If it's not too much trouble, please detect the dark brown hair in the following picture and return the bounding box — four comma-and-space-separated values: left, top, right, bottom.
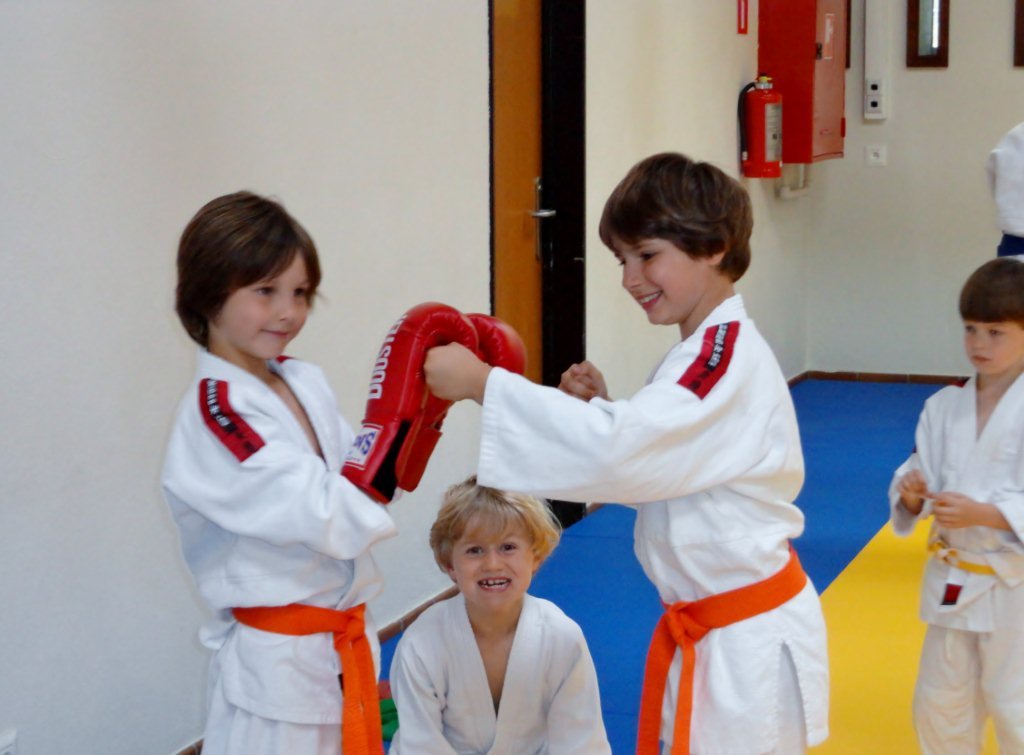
175, 191, 321, 347
959, 258, 1024, 326
599, 152, 753, 281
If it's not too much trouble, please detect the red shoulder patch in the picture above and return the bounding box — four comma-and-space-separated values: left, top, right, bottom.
677, 321, 740, 399
197, 379, 266, 462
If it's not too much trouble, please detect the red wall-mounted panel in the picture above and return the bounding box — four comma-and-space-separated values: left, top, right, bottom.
758, 0, 846, 163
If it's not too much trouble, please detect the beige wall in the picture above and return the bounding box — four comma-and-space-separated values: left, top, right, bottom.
585, 0, 812, 398
1, 1, 1022, 753
0, 3, 487, 753
585, 0, 1023, 398
808, 0, 1023, 376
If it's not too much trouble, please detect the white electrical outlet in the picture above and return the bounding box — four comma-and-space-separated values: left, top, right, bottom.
0, 728, 17, 755
865, 145, 888, 166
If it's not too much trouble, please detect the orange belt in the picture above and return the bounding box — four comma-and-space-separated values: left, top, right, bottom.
636, 547, 807, 755
232, 602, 383, 755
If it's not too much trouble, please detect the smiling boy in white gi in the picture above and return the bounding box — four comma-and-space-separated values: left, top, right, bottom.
423, 153, 829, 755
162, 192, 396, 754
388, 477, 611, 754
891, 257, 1024, 754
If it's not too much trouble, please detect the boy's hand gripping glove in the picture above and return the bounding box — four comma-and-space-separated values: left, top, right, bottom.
343, 303, 479, 503
465, 313, 528, 375
391, 313, 526, 495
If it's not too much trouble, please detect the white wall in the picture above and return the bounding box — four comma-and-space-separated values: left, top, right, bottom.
808, 0, 1024, 375
0, 3, 487, 754
586, 0, 813, 397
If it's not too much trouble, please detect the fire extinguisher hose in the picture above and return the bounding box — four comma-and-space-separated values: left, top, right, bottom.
737, 81, 756, 158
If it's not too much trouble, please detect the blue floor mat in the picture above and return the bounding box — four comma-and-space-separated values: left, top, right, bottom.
530, 507, 660, 724
791, 380, 941, 590
380, 378, 946, 751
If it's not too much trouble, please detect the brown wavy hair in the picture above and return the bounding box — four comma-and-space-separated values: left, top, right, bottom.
175, 191, 321, 347
599, 152, 752, 281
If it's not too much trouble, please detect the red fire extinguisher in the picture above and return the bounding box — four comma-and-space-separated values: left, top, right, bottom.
739, 74, 783, 178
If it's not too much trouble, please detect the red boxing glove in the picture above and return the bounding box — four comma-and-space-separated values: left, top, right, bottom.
391, 313, 529, 495
343, 303, 479, 503
466, 313, 527, 375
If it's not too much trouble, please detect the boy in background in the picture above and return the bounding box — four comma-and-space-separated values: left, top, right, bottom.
891, 257, 1024, 754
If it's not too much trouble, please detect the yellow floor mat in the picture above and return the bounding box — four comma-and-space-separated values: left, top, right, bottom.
814, 523, 997, 754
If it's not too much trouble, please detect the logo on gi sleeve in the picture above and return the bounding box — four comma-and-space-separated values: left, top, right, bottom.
677, 321, 740, 399
198, 378, 266, 462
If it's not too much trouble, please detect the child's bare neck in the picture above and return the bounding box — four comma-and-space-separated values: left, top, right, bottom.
264, 368, 325, 458
466, 598, 523, 639
678, 283, 735, 340
977, 363, 1024, 398
209, 344, 273, 384
466, 599, 523, 713
975, 364, 1023, 436
252, 364, 276, 385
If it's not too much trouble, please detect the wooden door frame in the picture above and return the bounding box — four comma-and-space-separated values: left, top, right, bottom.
488, 2, 587, 527
487, 1, 586, 388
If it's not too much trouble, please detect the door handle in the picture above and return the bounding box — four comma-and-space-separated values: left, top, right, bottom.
532, 177, 556, 262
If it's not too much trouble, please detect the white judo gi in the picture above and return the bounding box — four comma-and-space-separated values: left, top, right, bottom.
161, 350, 397, 754
475, 295, 829, 755
388, 592, 611, 754
889, 374, 1024, 754
988, 122, 1024, 238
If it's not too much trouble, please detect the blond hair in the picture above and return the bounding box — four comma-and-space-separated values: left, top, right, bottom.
430, 477, 561, 571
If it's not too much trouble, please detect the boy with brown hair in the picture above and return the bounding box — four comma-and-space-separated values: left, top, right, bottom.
163, 191, 396, 754
423, 153, 829, 754
891, 257, 1024, 754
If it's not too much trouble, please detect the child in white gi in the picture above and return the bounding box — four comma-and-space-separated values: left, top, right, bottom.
423, 153, 829, 755
162, 191, 396, 755
890, 257, 1024, 754
388, 477, 611, 754
987, 121, 1024, 258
